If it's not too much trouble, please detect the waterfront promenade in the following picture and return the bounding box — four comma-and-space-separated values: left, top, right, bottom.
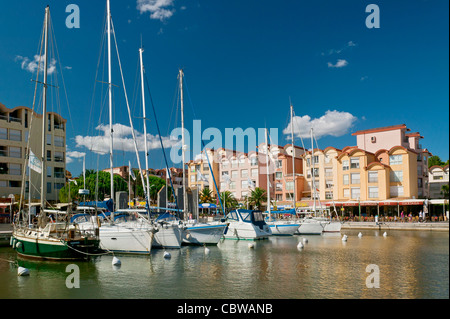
341, 221, 449, 231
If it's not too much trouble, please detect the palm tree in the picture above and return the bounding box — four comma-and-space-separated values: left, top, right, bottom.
220, 191, 238, 210
200, 187, 214, 203
248, 187, 268, 210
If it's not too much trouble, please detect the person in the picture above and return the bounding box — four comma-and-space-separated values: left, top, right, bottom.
419, 210, 423, 223
401, 211, 404, 223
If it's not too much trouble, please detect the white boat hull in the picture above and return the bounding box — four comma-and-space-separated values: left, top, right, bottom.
98, 226, 155, 254
267, 222, 301, 236
296, 221, 323, 235
223, 222, 271, 240
183, 223, 227, 245
322, 221, 342, 233
153, 223, 183, 249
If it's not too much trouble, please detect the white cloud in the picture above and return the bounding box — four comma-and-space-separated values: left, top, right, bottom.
322, 41, 357, 56
283, 110, 357, 139
328, 59, 348, 68
74, 123, 179, 154
15, 55, 57, 74
137, 0, 175, 21
66, 151, 86, 164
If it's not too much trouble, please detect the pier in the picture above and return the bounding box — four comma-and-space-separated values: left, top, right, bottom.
0, 224, 12, 247
341, 221, 449, 232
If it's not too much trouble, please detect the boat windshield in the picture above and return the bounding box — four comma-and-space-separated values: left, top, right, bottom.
226, 211, 239, 221
253, 211, 265, 222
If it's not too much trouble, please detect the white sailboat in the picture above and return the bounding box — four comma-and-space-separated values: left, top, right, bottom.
176, 70, 227, 245
266, 103, 301, 236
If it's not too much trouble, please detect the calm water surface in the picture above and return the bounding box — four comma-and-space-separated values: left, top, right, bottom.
1, 230, 448, 299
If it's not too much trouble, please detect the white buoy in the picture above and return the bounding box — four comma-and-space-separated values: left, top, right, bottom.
248, 243, 255, 249
17, 267, 30, 277
112, 256, 121, 266
297, 241, 304, 250
164, 251, 171, 259
383, 232, 387, 237
342, 234, 348, 242
303, 237, 308, 244
204, 247, 210, 254
358, 232, 363, 238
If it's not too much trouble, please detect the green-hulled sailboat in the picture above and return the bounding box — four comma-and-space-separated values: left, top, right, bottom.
11, 5, 100, 261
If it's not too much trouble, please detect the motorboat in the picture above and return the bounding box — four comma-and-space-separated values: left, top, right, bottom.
182, 219, 228, 245
223, 209, 272, 240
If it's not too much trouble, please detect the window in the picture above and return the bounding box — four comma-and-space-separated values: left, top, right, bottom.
230, 181, 236, 190
241, 180, 248, 189
351, 187, 360, 199
47, 182, 52, 194
0, 128, 7, 140
46, 134, 52, 145
241, 169, 248, 178
190, 175, 196, 183
47, 150, 52, 162
239, 157, 246, 167
9, 147, 21, 158
9, 129, 21, 141
47, 166, 52, 178
54, 151, 64, 163
276, 183, 283, 191
312, 168, 319, 177
222, 161, 229, 169
368, 171, 378, 183
275, 172, 282, 179
417, 165, 423, 176
250, 156, 258, 166
276, 194, 283, 201
343, 188, 350, 198
9, 164, 21, 175
325, 181, 333, 189
351, 173, 360, 184
324, 155, 331, 164
390, 186, 404, 197
325, 191, 333, 199
313, 155, 319, 164
368, 187, 378, 198
343, 174, 349, 185
203, 164, 209, 171
389, 155, 402, 165
390, 171, 403, 182
0, 180, 7, 187
286, 181, 294, 191
241, 191, 248, 198
231, 158, 238, 168
342, 160, 349, 171
325, 168, 333, 177
54, 183, 64, 191
418, 178, 423, 188
306, 158, 310, 167
231, 170, 238, 178
350, 157, 360, 169
251, 168, 258, 178
276, 160, 282, 169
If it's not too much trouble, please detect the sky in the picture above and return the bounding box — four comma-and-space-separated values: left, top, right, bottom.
0, 0, 448, 177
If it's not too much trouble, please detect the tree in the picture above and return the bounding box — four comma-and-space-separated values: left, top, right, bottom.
219, 191, 238, 210
428, 155, 449, 168
441, 184, 449, 199
59, 171, 128, 203
248, 187, 268, 210
200, 187, 214, 204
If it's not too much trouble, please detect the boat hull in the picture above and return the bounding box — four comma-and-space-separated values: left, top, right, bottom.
296, 222, 323, 235
322, 222, 342, 233
98, 226, 155, 254
11, 232, 100, 261
183, 224, 227, 245
153, 224, 183, 249
268, 222, 301, 236
223, 222, 271, 240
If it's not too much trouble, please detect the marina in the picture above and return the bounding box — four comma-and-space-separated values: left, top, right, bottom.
1, 229, 448, 299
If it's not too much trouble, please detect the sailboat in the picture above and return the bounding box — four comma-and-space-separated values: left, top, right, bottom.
265, 104, 300, 236
11, 6, 101, 260
74, 0, 160, 254
175, 70, 227, 245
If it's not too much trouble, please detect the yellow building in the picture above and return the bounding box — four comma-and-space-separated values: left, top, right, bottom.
0, 103, 67, 202
186, 149, 220, 198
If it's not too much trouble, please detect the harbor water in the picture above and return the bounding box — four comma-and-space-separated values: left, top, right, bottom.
0, 229, 448, 299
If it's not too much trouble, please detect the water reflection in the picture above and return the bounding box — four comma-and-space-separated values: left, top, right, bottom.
0, 230, 448, 299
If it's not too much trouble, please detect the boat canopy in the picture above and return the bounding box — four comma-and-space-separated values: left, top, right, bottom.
78, 199, 114, 212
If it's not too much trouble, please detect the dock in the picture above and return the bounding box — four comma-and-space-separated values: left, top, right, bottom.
341, 221, 449, 232
0, 224, 12, 247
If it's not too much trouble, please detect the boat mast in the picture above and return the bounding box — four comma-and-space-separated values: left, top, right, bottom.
290, 103, 296, 211
107, 0, 114, 208
139, 47, 151, 201
265, 128, 271, 215
179, 69, 188, 220
39, 5, 50, 220
311, 127, 316, 215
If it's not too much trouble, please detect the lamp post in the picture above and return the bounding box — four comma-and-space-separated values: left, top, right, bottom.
358, 196, 361, 221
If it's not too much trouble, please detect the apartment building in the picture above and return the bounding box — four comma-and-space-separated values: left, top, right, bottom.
186, 149, 220, 197
0, 102, 66, 202
352, 124, 430, 198
428, 165, 449, 199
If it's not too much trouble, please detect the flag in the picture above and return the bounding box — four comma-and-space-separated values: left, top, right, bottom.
197, 171, 209, 183
247, 178, 255, 190
222, 173, 231, 185
129, 161, 136, 181
28, 150, 42, 174
69, 179, 78, 186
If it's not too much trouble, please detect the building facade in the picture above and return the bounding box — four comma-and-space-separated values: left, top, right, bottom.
0, 103, 66, 202
428, 165, 449, 199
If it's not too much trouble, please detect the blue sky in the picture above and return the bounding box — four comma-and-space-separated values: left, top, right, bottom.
0, 0, 448, 177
